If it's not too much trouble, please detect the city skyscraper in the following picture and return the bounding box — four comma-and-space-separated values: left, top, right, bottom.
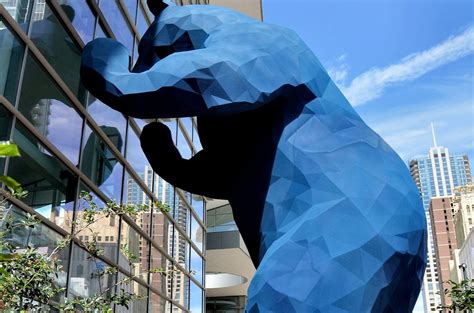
409, 126, 472, 312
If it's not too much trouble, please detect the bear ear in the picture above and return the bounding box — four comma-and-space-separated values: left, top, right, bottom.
147, 0, 168, 16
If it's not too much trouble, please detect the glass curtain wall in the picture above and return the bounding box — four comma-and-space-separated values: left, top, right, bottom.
0, 0, 206, 312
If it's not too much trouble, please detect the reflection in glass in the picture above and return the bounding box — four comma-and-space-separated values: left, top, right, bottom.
150, 246, 172, 299
0, 0, 31, 30
57, 0, 96, 44
116, 273, 148, 313
69, 244, 116, 302
99, 0, 134, 52
0, 104, 13, 174
0, 204, 70, 306
126, 125, 152, 180
190, 281, 203, 313
190, 215, 203, 252
173, 273, 190, 311
173, 228, 189, 270
191, 195, 205, 222
81, 124, 124, 201
30, 1, 87, 104
119, 219, 149, 282
190, 247, 203, 285
86, 98, 127, 154
149, 293, 171, 313
76, 184, 119, 261
8, 123, 77, 232
18, 53, 83, 164
0, 21, 24, 104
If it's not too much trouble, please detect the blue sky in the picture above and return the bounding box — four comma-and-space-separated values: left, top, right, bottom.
263, 0, 473, 166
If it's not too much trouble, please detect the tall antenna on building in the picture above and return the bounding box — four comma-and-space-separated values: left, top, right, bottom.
431, 122, 438, 147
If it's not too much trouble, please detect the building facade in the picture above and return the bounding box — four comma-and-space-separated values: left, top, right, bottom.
409, 145, 472, 312
0, 0, 207, 311
452, 185, 474, 247
428, 197, 458, 309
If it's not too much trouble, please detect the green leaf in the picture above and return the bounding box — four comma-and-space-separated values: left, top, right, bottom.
0, 142, 20, 157
0, 253, 19, 261
0, 175, 22, 192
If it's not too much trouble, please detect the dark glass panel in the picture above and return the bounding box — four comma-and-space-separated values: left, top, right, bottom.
57, 0, 96, 44
0, 20, 25, 104
30, 2, 87, 104
81, 124, 124, 201
8, 122, 78, 232
1, 0, 32, 29
0, 104, 13, 174
18, 53, 83, 165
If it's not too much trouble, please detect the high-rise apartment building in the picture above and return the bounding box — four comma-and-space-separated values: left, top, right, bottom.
0, 0, 207, 311
409, 133, 472, 312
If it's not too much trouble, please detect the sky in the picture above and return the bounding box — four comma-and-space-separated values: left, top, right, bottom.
263, 1, 473, 312
263, 0, 473, 166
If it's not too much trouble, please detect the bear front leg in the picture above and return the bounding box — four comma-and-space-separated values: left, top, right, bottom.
141, 122, 231, 199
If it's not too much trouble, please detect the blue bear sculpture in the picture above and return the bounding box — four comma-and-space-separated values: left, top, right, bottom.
81, 2, 427, 312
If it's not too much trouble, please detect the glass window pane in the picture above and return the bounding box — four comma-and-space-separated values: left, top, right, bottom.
149, 293, 171, 313
172, 272, 190, 310
69, 243, 116, 301
30, 2, 87, 104
190, 282, 203, 313
8, 122, 77, 232
177, 124, 192, 160
75, 184, 119, 261
119, 219, 149, 282
94, 18, 107, 38
191, 195, 204, 221
86, 98, 127, 154
0, 0, 31, 28
57, 0, 96, 44
190, 247, 203, 285
173, 228, 189, 270
126, 125, 153, 184
150, 204, 173, 256
18, 52, 83, 164
0, 103, 13, 174
150, 246, 172, 298
0, 21, 25, 104
99, 0, 134, 52
190, 215, 203, 252
81, 124, 124, 201
192, 118, 202, 152
0, 203, 70, 306
116, 274, 148, 313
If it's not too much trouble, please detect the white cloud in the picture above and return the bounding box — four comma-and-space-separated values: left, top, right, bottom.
336, 25, 474, 106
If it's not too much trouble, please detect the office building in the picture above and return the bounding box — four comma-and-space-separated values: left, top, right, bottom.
428, 197, 458, 309
452, 185, 474, 247
0, 0, 206, 311
409, 130, 472, 312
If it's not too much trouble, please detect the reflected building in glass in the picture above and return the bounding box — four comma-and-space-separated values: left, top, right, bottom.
0, 0, 207, 311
